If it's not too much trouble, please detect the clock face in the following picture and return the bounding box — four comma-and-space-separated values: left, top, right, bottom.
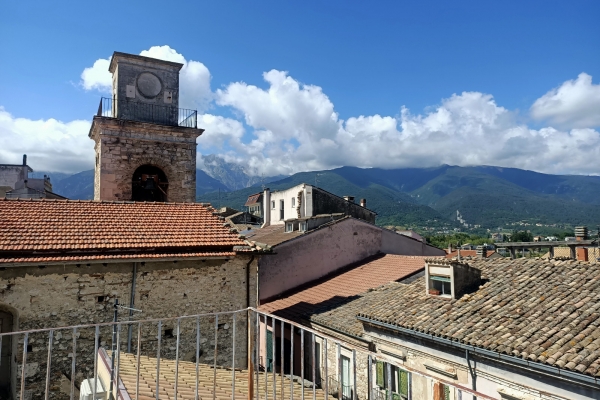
136, 72, 162, 98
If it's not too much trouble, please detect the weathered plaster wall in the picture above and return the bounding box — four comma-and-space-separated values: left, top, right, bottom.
0, 166, 28, 189
380, 228, 444, 256
259, 219, 445, 302
89, 117, 200, 202
0, 255, 257, 400
259, 219, 382, 302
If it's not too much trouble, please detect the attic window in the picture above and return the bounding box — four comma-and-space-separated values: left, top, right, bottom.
429, 276, 451, 296
299, 221, 307, 232
285, 222, 294, 233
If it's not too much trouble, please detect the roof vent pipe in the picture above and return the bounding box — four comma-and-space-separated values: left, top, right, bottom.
360, 198, 366, 207
23, 154, 27, 166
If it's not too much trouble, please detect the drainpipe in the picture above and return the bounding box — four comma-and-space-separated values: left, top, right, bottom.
466, 349, 477, 400
261, 188, 271, 228
127, 262, 137, 352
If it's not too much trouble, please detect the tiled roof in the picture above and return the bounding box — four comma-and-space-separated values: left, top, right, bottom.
0, 199, 246, 264
260, 254, 434, 323
244, 193, 262, 206
115, 352, 327, 400
244, 224, 304, 247
445, 250, 496, 258
318, 257, 600, 377
539, 247, 600, 260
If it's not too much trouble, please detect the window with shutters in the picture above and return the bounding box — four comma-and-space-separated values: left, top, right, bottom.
375, 361, 410, 399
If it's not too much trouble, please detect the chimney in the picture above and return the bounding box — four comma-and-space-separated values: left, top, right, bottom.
476, 245, 487, 259
577, 247, 589, 261
343, 196, 355, 203
23, 154, 27, 166
448, 243, 453, 254
261, 188, 271, 228
360, 198, 366, 208
575, 226, 588, 241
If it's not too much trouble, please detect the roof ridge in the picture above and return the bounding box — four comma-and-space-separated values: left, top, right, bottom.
0, 197, 213, 207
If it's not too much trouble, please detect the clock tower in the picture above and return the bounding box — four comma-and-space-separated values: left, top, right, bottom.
89, 51, 203, 202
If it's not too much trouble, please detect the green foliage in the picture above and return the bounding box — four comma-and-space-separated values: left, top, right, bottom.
425, 233, 490, 248
511, 230, 533, 242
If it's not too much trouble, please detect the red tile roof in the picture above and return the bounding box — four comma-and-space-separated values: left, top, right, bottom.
0, 199, 247, 264
259, 254, 438, 322
244, 193, 262, 206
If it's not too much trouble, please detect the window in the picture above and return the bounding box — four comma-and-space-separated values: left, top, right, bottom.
430, 276, 451, 296
271, 201, 275, 210
280, 200, 285, 220
342, 355, 351, 400
285, 223, 294, 233
433, 382, 451, 400
376, 361, 409, 399
299, 221, 307, 232
291, 197, 296, 207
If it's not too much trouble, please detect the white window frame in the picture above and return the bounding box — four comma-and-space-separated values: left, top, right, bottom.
271, 201, 275, 210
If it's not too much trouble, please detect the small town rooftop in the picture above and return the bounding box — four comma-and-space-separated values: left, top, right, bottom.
0, 198, 249, 265
312, 257, 600, 378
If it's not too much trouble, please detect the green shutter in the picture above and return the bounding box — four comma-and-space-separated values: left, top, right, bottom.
399, 370, 409, 397
266, 330, 273, 372
376, 361, 384, 387
444, 384, 450, 400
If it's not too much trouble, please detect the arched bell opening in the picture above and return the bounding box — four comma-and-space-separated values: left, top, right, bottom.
132, 165, 168, 202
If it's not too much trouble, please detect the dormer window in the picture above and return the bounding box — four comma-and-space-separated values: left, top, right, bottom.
285, 222, 294, 233
425, 258, 481, 299
299, 221, 307, 232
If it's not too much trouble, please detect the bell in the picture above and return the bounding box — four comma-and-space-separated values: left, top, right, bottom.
144, 177, 156, 190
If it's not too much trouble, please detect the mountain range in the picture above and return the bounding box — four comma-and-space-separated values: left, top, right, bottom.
39, 156, 600, 231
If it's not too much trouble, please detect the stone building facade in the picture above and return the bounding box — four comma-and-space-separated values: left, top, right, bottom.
0, 199, 261, 399
89, 52, 203, 203
89, 118, 200, 202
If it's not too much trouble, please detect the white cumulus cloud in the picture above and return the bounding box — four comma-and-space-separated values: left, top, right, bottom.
530, 72, 600, 129
4, 46, 599, 178
0, 107, 93, 173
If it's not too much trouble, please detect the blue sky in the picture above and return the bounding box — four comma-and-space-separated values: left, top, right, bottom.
1, 1, 599, 175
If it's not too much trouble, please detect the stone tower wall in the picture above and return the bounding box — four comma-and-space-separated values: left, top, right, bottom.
89, 117, 200, 203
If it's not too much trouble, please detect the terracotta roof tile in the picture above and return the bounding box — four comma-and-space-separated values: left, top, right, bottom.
115, 352, 328, 400
260, 254, 437, 323
313, 257, 600, 378
0, 199, 246, 264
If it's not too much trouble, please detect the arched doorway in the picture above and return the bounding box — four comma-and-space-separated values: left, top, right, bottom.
0, 309, 13, 398
132, 165, 168, 202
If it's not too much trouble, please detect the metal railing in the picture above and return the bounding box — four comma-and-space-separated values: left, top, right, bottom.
97, 97, 198, 128
0, 307, 496, 400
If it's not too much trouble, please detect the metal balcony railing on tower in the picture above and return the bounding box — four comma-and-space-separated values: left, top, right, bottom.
97, 97, 198, 128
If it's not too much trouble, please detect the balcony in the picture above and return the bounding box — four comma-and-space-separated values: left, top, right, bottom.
97, 97, 198, 128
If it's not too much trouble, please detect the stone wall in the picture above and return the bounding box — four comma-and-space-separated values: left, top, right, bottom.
0, 255, 258, 400
90, 117, 201, 202
312, 188, 376, 224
